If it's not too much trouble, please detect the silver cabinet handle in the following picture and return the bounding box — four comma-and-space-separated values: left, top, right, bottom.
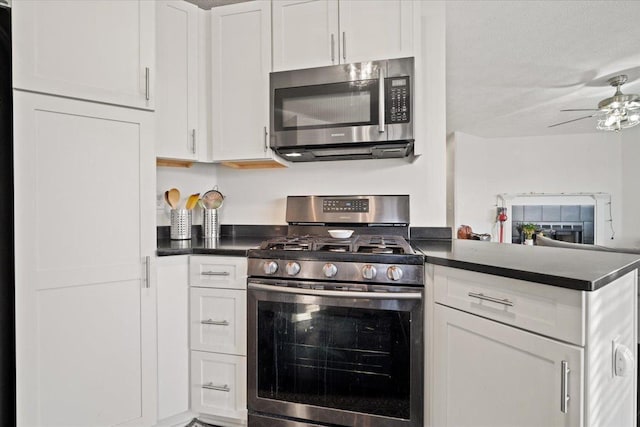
144, 256, 151, 289
202, 382, 230, 392
378, 69, 385, 133
468, 292, 513, 307
201, 271, 230, 276
145, 67, 150, 101
263, 126, 268, 152
331, 33, 335, 63
561, 360, 570, 413
201, 319, 230, 326
342, 32, 346, 61
191, 129, 196, 154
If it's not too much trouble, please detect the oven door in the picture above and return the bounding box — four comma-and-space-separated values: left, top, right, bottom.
247, 279, 423, 427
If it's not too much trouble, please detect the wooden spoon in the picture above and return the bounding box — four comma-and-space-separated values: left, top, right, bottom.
167, 188, 180, 209
186, 193, 200, 210
164, 190, 171, 208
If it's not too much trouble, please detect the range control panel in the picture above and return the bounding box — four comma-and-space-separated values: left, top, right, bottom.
323, 198, 370, 213
386, 76, 410, 123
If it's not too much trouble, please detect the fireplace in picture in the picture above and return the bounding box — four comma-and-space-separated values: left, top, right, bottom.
511, 205, 594, 245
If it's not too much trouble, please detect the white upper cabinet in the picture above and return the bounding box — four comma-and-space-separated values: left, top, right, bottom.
156, 0, 201, 161
210, 1, 283, 165
12, 0, 155, 110
338, 0, 415, 64
272, 0, 415, 71
272, 0, 339, 71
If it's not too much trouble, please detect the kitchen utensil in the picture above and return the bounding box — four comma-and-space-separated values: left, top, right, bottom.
186, 193, 200, 210
202, 186, 224, 209
328, 229, 354, 239
167, 188, 180, 209
164, 191, 171, 208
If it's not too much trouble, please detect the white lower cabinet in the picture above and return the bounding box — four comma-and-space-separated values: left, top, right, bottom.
430, 265, 637, 427
191, 351, 248, 422
189, 255, 248, 426
433, 305, 583, 427
156, 255, 191, 423
190, 287, 247, 355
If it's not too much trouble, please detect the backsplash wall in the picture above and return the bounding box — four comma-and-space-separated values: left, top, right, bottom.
214, 154, 446, 226
156, 162, 218, 226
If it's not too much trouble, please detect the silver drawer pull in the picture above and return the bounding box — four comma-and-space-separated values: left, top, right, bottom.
201, 271, 231, 276
468, 292, 514, 307
202, 382, 230, 392
201, 319, 229, 326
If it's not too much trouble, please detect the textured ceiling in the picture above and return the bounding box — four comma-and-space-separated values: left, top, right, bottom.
446, 1, 640, 138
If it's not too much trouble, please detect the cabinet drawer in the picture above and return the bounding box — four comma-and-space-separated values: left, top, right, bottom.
432, 265, 585, 345
190, 287, 247, 355
190, 351, 247, 422
189, 255, 247, 289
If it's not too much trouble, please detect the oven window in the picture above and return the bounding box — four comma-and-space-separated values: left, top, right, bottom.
256, 301, 411, 419
274, 79, 379, 131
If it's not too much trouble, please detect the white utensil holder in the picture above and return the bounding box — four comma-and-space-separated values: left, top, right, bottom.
203, 208, 220, 239
170, 209, 192, 240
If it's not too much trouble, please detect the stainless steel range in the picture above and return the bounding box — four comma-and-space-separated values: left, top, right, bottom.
247, 195, 424, 427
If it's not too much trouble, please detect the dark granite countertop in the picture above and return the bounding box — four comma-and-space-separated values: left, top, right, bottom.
412, 239, 640, 291
157, 224, 640, 291
156, 225, 286, 257
157, 236, 266, 256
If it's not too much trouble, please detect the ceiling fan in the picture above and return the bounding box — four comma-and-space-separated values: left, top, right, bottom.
549, 75, 640, 131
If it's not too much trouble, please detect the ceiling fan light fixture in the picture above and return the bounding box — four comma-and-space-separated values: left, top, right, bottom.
596, 111, 640, 131
551, 74, 640, 132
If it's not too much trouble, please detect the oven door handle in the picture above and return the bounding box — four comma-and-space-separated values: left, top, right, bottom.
248, 282, 422, 300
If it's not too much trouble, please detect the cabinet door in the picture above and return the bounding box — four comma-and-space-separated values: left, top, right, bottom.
210, 1, 273, 161
190, 287, 247, 356
191, 351, 247, 422
156, 255, 190, 421
433, 305, 583, 427
156, 0, 200, 161
338, 0, 415, 64
272, 0, 339, 71
13, 92, 156, 427
12, 0, 155, 110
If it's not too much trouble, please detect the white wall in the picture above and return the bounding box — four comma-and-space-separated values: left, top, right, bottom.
156, 163, 218, 226
620, 125, 640, 247
451, 131, 624, 243
215, 155, 442, 225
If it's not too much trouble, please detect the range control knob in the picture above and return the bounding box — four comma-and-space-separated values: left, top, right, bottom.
322, 263, 338, 278
387, 266, 404, 281
362, 264, 377, 280
263, 261, 278, 275
285, 261, 301, 276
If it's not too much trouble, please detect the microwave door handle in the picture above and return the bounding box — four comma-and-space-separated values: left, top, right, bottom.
379, 70, 385, 133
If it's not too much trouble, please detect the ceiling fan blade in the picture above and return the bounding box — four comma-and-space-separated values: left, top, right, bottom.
560, 108, 600, 112
548, 114, 595, 128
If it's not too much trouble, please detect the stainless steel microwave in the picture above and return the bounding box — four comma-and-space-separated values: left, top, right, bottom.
270, 57, 414, 162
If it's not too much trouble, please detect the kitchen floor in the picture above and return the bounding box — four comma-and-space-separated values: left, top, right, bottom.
186, 419, 222, 427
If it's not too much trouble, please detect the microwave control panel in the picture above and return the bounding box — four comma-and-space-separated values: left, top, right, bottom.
386, 77, 410, 123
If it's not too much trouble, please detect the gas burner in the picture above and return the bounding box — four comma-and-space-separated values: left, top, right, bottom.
329, 248, 348, 253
